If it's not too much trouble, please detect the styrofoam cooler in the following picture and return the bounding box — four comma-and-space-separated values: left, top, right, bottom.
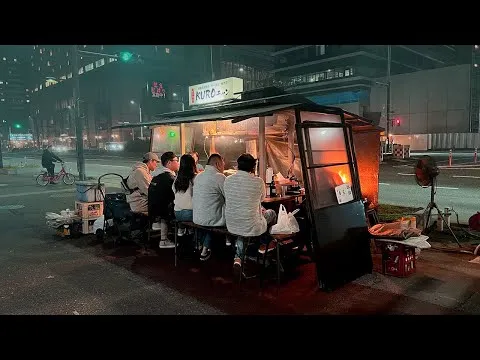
76, 181, 105, 202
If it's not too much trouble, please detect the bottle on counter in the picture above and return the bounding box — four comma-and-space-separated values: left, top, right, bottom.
269, 175, 277, 197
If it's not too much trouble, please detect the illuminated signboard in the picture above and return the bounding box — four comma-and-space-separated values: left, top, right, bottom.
151, 81, 166, 98
9, 133, 33, 141
188, 77, 244, 106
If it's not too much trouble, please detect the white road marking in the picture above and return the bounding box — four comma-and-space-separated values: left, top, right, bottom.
397, 173, 415, 176
436, 186, 459, 190
0, 204, 25, 210
0, 189, 74, 199
452, 175, 480, 179
379, 182, 390, 186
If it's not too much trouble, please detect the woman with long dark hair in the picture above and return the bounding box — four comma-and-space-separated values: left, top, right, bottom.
172, 154, 197, 235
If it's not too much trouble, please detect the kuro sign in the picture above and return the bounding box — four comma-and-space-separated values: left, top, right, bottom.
188, 77, 244, 106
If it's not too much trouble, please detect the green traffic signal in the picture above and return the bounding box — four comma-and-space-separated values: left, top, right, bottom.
119, 51, 133, 62
168, 131, 176, 138
14, 124, 21, 129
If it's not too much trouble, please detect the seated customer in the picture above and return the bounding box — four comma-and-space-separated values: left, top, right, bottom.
149, 151, 179, 249
172, 154, 196, 225
126, 152, 159, 215
224, 153, 277, 278
192, 153, 226, 261
189, 151, 204, 173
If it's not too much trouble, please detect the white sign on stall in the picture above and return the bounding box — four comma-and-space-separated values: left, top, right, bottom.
335, 183, 354, 204
188, 77, 244, 106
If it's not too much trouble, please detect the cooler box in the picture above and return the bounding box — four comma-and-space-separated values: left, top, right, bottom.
76, 181, 105, 202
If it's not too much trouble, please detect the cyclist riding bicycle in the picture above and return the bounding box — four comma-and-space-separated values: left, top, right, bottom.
41, 145, 63, 177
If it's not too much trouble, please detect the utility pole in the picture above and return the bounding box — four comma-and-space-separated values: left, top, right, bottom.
72, 45, 86, 181
386, 45, 391, 146
139, 105, 143, 139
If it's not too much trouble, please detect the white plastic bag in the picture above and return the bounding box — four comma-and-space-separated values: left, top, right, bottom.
270, 205, 300, 234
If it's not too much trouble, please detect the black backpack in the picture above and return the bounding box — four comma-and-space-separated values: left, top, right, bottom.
121, 176, 139, 194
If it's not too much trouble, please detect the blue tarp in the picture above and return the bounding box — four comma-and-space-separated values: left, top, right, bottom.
307, 90, 369, 106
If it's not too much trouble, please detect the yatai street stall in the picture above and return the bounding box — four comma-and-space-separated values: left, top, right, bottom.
113, 82, 382, 291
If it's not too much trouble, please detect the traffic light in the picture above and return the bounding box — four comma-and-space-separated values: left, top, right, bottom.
396, 118, 401, 126
14, 123, 21, 129
168, 130, 176, 138
119, 51, 133, 62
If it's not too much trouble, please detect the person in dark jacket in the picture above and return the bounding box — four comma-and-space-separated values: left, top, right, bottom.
41, 145, 63, 177
148, 151, 180, 249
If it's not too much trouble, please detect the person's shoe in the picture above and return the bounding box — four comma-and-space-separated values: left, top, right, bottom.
226, 236, 232, 246
177, 228, 186, 237
200, 247, 211, 261
232, 258, 242, 283
158, 239, 176, 249
152, 222, 162, 231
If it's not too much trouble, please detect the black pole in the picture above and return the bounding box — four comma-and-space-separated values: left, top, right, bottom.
0, 133, 3, 169
72, 45, 86, 181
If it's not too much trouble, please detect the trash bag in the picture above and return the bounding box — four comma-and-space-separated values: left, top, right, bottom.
469, 212, 480, 232
270, 205, 300, 234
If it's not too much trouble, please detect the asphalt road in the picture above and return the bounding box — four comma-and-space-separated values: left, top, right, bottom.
0, 168, 224, 315
1, 150, 480, 315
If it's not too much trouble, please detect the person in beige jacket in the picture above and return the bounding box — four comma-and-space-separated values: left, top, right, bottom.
126, 152, 160, 214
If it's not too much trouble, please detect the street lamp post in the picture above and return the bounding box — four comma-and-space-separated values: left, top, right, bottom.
130, 100, 143, 139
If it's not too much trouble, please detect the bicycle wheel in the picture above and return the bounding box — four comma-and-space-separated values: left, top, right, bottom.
63, 173, 76, 185
36, 173, 50, 186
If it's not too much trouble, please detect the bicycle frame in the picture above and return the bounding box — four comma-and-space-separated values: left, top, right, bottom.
43, 164, 68, 182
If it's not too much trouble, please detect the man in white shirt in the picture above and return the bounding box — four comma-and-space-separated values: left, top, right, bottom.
224, 153, 277, 277
193, 153, 226, 261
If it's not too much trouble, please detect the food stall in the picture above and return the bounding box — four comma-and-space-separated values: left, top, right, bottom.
113, 83, 382, 291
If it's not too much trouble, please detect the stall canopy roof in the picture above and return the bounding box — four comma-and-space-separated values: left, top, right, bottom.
111, 90, 381, 130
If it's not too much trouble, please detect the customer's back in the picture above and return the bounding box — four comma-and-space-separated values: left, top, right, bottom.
224, 154, 266, 237
193, 154, 226, 227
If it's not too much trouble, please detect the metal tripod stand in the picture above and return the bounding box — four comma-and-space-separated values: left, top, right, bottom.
423, 179, 461, 247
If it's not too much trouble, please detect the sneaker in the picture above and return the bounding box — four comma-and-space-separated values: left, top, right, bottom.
233, 258, 242, 283
159, 239, 176, 249
226, 236, 232, 246
152, 222, 162, 231
200, 248, 211, 261
177, 228, 186, 237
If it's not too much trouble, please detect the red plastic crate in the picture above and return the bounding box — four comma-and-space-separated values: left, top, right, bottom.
378, 242, 416, 277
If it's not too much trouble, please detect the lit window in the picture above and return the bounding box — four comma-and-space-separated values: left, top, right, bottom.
47, 61, 51, 66
33, 45, 36, 49
25, 88, 28, 92
31, 62, 34, 66
39, 48, 43, 54
67, 73, 72, 79
95, 58, 105, 68
66, 52, 69, 57
39, 84, 43, 89
59, 64, 62, 69
108, 57, 116, 63
0, 81, 3, 84
85, 63, 94, 72
50, 50, 53, 56
165, 48, 170, 54
0, 99, 4, 102
38, 66, 40, 71
2, 57, 5, 61
13, 58, 17, 62
345, 69, 350, 76
35, 87, 38, 92
100, 45, 104, 50
60, 75, 66, 80
83, 45, 87, 48
79, 67, 84, 74
67, 60, 70, 65
26, 99, 30, 103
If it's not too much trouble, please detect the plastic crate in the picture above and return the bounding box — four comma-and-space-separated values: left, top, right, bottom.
75, 201, 104, 219
380, 242, 416, 277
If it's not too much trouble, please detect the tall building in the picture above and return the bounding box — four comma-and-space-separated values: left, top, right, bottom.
0, 46, 30, 139
269, 45, 473, 133
26, 45, 275, 147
